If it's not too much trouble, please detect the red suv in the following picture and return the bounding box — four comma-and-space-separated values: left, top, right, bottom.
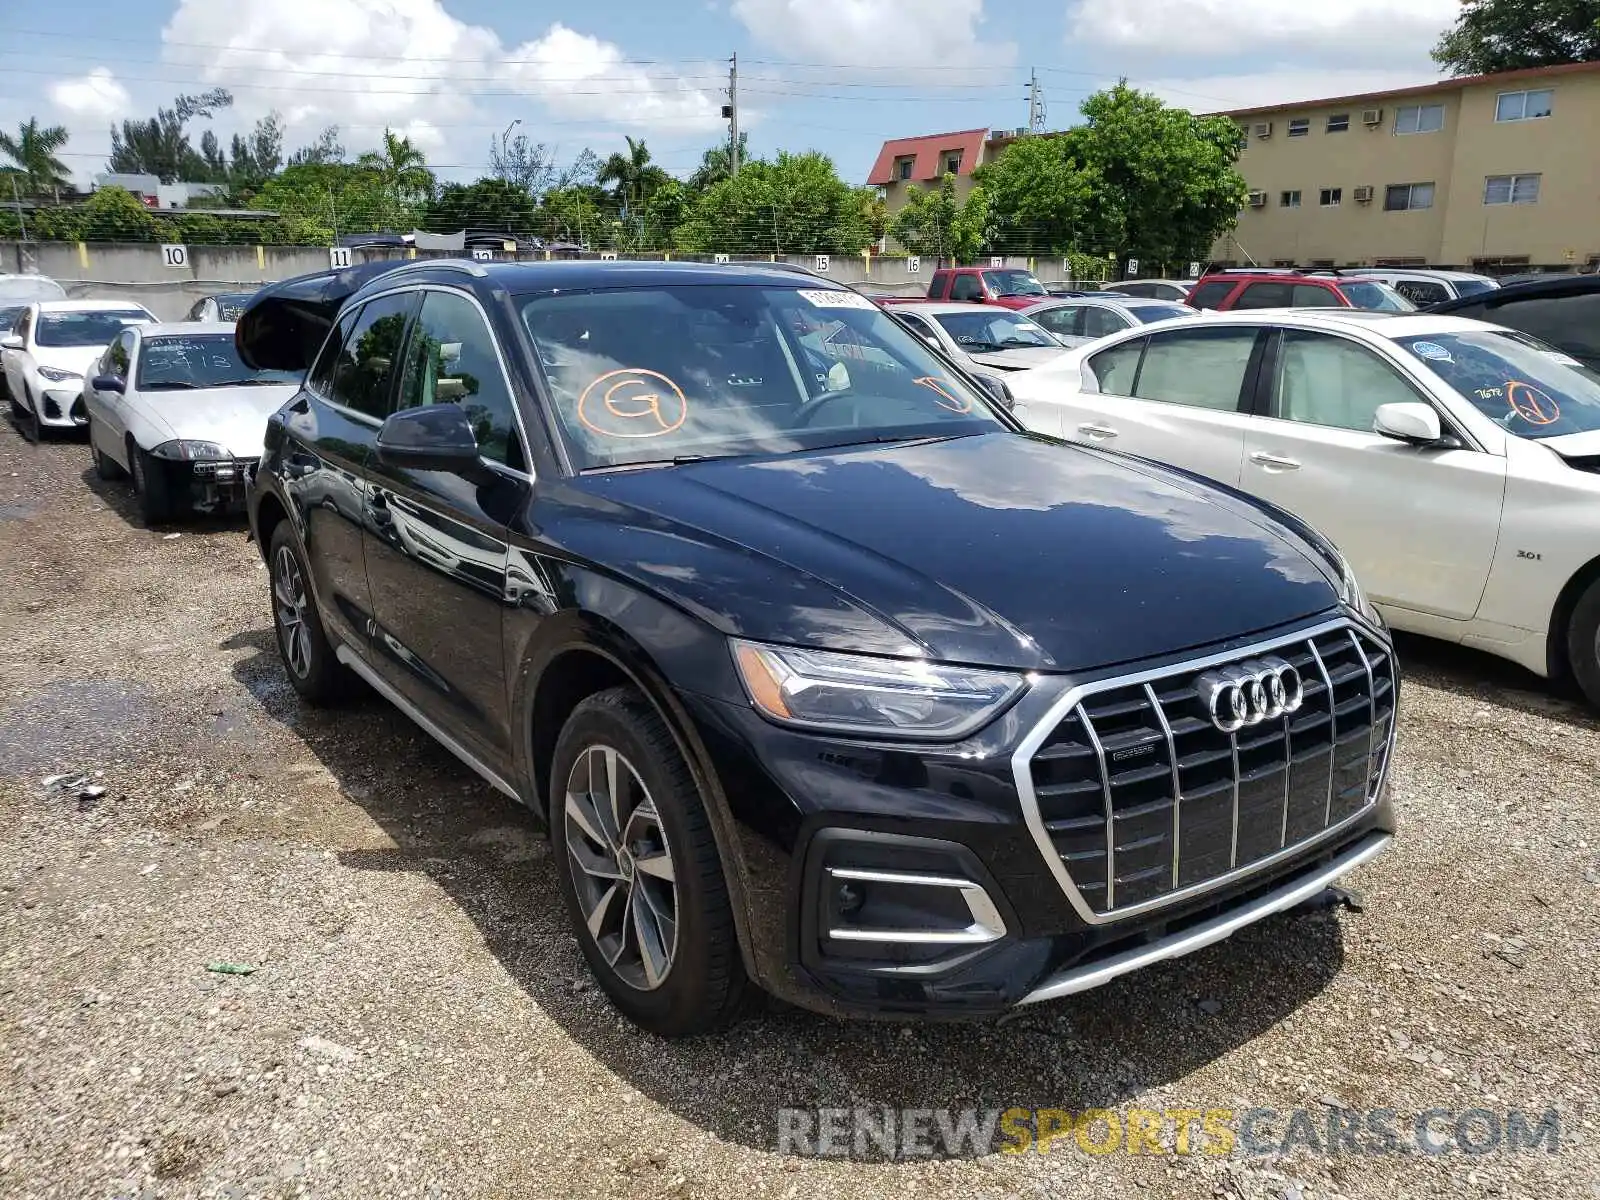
1186, 272, 1414, 313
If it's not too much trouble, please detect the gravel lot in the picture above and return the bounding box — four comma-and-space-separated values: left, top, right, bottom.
1, 411, 1597, 1200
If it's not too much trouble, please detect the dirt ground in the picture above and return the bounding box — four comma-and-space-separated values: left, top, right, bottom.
0, 414, 1596, 1200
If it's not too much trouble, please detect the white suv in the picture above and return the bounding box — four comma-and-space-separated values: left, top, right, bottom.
1009, 310, 1600, 703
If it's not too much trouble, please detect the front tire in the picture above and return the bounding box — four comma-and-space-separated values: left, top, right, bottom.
1566, 579, 1600, 708
550, 686, 755, 1036
88, 419, 124, 480
129, 443, 175, 523
267, 522, 353, 705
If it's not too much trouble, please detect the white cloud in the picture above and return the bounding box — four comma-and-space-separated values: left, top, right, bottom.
1141, 69, 1451, 114
48, 68, 131, 123
732, 0, 1015, 73
1068, 0, 1458, 70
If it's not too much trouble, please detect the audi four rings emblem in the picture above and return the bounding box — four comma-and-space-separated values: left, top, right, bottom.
1196, 657, 1304, 733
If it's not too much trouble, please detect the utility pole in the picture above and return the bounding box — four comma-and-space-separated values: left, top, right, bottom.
725, 53, 740, 177
1027, 68, 1047, 134
10, 175, 27, 243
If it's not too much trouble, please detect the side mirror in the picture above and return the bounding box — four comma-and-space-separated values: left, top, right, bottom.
376, 404, 481, 474
1373, 401, 1443, 445
0, 334, 22, 351
970, 373, 1015, 411
91, 374, 125, 394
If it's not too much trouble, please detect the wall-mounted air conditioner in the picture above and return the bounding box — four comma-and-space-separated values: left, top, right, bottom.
1254, 122, 1273, 138
1353, 185, 1375, 203
1361, 108, 1384, 126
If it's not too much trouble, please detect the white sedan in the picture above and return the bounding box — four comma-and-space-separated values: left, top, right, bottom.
83, 322, 302, 522
887, 303, 1073, 372
2, 300, 155, 435
1008, 309, 1600, 704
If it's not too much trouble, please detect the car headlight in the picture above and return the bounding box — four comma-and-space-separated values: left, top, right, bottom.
730, 639, 1027, 739
152, 440, 230, 461
37, 366, 81, 383
1336, 551, 1383, 627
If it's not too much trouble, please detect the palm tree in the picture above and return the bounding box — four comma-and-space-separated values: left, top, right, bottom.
357, 128, 434, 205
597, 136, 668, 214
0, 118, 70, 196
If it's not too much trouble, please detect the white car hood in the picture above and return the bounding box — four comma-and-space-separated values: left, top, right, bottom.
33, 345, 106, 379
1541, 429, 1600, 462
966, 345, 1071, 372
137, 383, 299, 457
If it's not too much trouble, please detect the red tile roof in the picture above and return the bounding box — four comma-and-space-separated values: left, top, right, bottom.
1213, 60, 1600, 119
866, 128, 989, 186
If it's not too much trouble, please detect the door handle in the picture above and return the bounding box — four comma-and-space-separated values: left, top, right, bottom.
1249, 451, 1301, 471
1077, 422, 1119, 440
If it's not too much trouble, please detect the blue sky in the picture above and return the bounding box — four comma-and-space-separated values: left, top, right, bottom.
4, 0, 1463, 188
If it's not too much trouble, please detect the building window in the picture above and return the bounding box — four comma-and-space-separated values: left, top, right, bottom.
1484, 173, 1541, 205
1320, 187, 1342, 207
1326, 113, 1350, 133
1394, 104, 1445, 135
1384, 182, 1435, 211
1271, 259, 1298, 268
1309, 259, 1336, 268
1495, 89, 1553, 122
943, 152, 962, 175
895, 157, 914, 181
1288, 118, 1310, 137
1279, 190, 1302, 208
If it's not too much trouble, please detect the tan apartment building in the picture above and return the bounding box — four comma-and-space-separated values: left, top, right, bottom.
1212, 62, 1600, 272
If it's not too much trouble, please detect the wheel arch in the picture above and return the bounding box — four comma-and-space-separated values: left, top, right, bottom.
253, 488, 291, 565
1546, 552, 1600, 681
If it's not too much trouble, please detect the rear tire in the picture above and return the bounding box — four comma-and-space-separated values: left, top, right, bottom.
1566, 579, 1600, 709
130, 443, 175, 524
550, 686, 755, 1036
267, 522, 354, 705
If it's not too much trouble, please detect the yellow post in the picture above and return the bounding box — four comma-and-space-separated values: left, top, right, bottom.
255, 244, 265, 270
407, 246, 417, 260
863, 248, 872, 276
663, 251, 671, 261
77, 242, 89, 269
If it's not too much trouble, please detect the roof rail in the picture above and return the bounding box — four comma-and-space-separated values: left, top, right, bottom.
374, 256, 489, 280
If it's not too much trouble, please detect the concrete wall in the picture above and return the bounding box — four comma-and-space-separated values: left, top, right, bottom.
1, 241, 1092, 320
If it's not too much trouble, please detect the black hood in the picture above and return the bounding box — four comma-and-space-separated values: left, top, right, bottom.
552, 433, 1344, 673
235, 260, 413, 372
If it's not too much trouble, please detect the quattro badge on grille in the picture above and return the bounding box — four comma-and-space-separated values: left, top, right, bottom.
1196, 657, 1303, 733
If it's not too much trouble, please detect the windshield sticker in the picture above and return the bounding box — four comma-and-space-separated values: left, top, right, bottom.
796, 289, 876, 311
577, 368, 689, 438
915, 376, 973, 414
1412, 341, 1453, 363
1506, 380, 1559, 425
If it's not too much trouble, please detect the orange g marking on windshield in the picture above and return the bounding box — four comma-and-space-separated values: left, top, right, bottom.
577, 368, 689, 438
915, 376, 973, 414
1506, 380, 1559, 425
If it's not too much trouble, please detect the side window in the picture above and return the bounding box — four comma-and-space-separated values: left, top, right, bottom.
1081, 306, 1127, 338
1235, 282, 1293, 309
1394, 280, 1448, 306
896, 312, 938, 343
1486, 294, 1600, 363
1133, 328, 1258, 411
1033, 306, 1083, 338
1156, 285, 1187, 301
1187, 281, 1235, 310
396, 290, 523, 467
950, 274, 983, 302
328, 293, 416, 419
1087, 339, 1144, 396
928, 272, 949, 300
1273, 330, 1425, 432
15, 309, 32, 342
307, 309, 358, 398
1290, 284, 1343, 308
107, 331, 133, 379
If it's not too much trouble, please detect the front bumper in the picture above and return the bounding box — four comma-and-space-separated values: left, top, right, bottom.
152, 455, 260, 513
689, 614, 1397, 1019
37, 386, 87, 427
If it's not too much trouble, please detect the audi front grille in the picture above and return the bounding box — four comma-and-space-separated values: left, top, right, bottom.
1013, 620, 1396, 923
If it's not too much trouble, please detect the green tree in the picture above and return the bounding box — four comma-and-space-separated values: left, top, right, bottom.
252, 162, 413, 238
975, 134, 1096, 255
79, 186, 162, 241
288, 126, 345, 167
637, 177, 688, 249
0, 118, 71, 195
675, 151, 874, 254
108, 88, 234, 183
1434, 0, 1600, 74
537, 183, 611, 246
687, 133, 749, 193
357, 128, 435, 205
228, 112, 285, 195
1070, 83, 1248, 270
597, 136, 670, 213
887, 174, 989, 261
424, 177, 540, 234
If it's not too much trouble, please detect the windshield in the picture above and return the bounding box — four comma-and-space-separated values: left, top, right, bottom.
981, 269, 1046, 297
137, 334, 301, 390
1340, 282, 1417, 313
210, 293, 255, 321
1131, 303, 1200, 324
933, 310, 1055, 351
1396, 330, 1600, 439
1453, 278, 1496, 297
0, 306, 24, 334
36, 309, 150, 347
520, 285, 1005, 470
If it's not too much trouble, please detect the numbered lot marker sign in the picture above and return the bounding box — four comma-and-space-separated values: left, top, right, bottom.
714, 253, 730, 264
906, 255, 920, 274
989, 256, 1004, 268
471, 248, 494, 262
814, 254, 830, 272
1127, 258, 1140, 277
160, 244, 189, 268
600, 251, 618, 261
329, 246, 352, 269
1189, 261, 1202, 278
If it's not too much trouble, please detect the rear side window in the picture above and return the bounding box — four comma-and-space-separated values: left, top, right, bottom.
1081, 306, 1127, 338
928, 272, 950, 300
1291, 284, 1343, 308
1132, 328, 1258, 411
1481, 294, 1600, 367
1033, 307, 1082, 338
950, 274, 983, 302
307, 309, 358, 399
1087, 339, 1143, 396
327, 292, 417, 419
1235, 282, 1293, 309
1188, 281, 1235, 310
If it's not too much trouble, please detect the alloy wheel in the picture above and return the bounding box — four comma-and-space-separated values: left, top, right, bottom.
563, 744, 679, 991
272, 544, 313, 680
